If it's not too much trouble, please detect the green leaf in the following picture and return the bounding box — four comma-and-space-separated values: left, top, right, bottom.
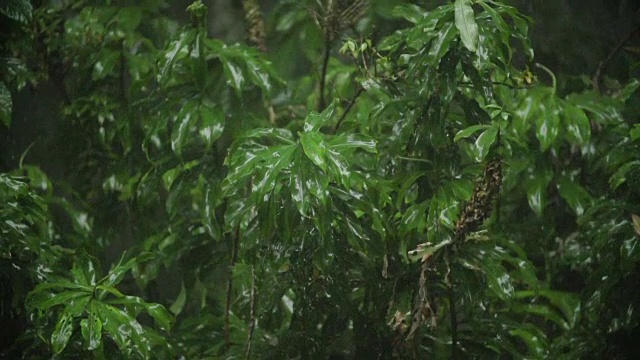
562, 103, 591, 145
102, 253, 152, 288
557, 175, 591, 216
96, 303, 150, 357
245, 58, 273, 95
221, 59, 245, 93
199, 101, 225, 147
535, 99, 560, 151
328, 133, 377, 153
171, 101, 197, 155
427, 22, 457, 71
0, 0, 32, 23
615, 78, 640, 102
609, 161, 640, 189
454, 124, 490, 142
474, 126, 498, 162
512, 87, 552, 136
630, 124, 640, 141
29, 290, 90, 312
116, 7, 143, 32
484, 258, 514, 300
108, 295, 173, 331
300, 132, 328, 171
51, 311, 75, 354
527, 169, 552, 217
304, 103, 335, 132
170, 280, 187, 316
454, 0, 479, 52
408, 238, 452, 262
92, 50, 120, 80
159, 29, 196, 85
252, 145, 296, 200
162, 167, 181, 191
0, 82, 12, 127
391, 4, 425, 23
80, 301, 102, 351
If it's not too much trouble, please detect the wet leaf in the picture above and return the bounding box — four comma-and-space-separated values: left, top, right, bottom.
159, 29, 196, 84
391, 4, 425, 23
171, 101, 197, 155
304, 103, 335, 132
455, 0, 479, 52
474, 125, 498, 162
80, 301, 102, 351
536, 98, 560, 151
221, 59, 245, 93
527, 169, 552, 217
199, 101, 225, 147
454, 124, 490, 142
562, 103, 591, 145
51, 311, 74, 354
300, 132, 328, 171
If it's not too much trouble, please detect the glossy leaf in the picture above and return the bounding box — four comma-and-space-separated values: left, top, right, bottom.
199, 101, 225, 147
300, 132, 328, 171
159, 29, 196, 84
221, 59, 245, 93
562, 103, 591, 145
535, 98, 560, 151
454, 124, 490, 142
51, 311, 74, 354
304, 103, 335, 132
474, 125, 499, 162
455, 0, 479, 52
171, 101, 197, 155
527, 169, 552, 217
97, 303, 150, 357
80, 301, 102, 351
391, 4, 425, 23
252, 145, 296, 200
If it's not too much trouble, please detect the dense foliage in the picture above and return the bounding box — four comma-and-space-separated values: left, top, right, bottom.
1, 0, 639, 359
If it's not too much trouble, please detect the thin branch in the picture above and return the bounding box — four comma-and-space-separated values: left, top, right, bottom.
245, 266, 257, 360
333, 86, 365, 133
445, 249, 459, 359
319, 40, 332, 111
224, 225, 240, 349
593, 26, 640, 92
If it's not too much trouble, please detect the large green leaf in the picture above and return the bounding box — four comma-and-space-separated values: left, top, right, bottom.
562, 102, 591, 146
159, 29, 196, 85
535, 98, 560, 151
454, 0, 479, 52
96, 303, 150, 357
474, 125, 499, 162
557, 175, 591, 216
199, 100, 225, 147
51, 311, 75, 354
171, 101, 197, 155
80, 301, 102, 351
300, 132, 328, 171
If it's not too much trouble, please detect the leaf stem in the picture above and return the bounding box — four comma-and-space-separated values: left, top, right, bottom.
534, 63, 556, 95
